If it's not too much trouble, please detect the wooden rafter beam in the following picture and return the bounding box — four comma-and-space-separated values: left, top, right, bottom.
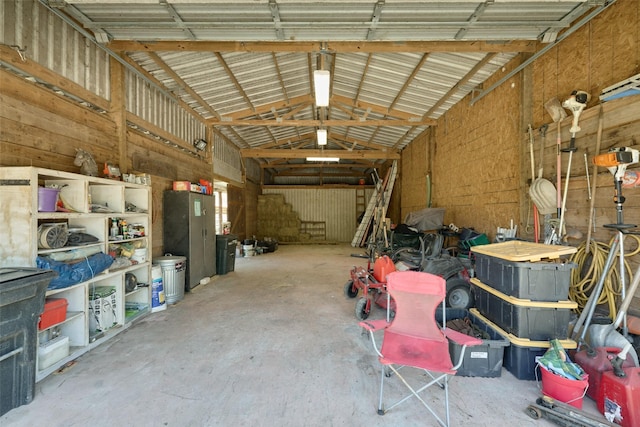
215, 52, 254, 114
275, 170, 365, 177
331, 95, 425, 121
258, 132, 315, 150
224, 95, 312, 120
262, 162, 375, 169
241, 149, 399, 160
329, 132, 387, 151
108, 40, 537, 54
147, 52, 221, 120
211, 118, 435, 127
389, 53, 429, 112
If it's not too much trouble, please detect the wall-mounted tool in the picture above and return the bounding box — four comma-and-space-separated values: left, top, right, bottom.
530, 124, 556, 242
593, 147, 640, 225
557, 90, 590, 240
591, 147, 640, 341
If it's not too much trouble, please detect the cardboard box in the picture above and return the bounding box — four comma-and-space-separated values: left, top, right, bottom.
172, 181, 191, 191
38, 298, 68, 330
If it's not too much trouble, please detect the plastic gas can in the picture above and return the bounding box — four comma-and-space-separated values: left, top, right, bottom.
373, 255, 395, 283
600, 367, 640, 427
573, 347, 635, 406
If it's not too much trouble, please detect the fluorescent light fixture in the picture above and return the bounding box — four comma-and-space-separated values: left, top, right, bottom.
306, 157, 340, 162
317, 129, 327, 146
313, 70, 330, 107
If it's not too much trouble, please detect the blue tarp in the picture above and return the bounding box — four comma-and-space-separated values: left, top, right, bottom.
36, 252, 114, 289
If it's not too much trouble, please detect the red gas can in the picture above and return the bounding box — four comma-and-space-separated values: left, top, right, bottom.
373, 255, 395, 283
599, 367, 640, 427
573, 347, 635, 406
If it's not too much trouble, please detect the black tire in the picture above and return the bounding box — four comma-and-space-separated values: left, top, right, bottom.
445, 278, 472, 309
344, 280, 358, 298
355, 297, 370, 320
525, 406, 541, 420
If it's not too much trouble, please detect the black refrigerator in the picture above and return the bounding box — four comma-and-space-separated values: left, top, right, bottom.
163, 191, 216, 291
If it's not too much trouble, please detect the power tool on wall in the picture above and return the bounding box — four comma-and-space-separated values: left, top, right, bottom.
593, 147, 639, 226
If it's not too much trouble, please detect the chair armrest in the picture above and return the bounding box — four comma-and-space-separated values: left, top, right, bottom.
443, 328, 483, 347
359, 319, 389, 332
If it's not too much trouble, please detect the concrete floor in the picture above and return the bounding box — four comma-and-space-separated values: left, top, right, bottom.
2, 244, 604, 426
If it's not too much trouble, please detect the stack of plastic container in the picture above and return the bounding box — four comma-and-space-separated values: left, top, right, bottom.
469, 241, 578, 380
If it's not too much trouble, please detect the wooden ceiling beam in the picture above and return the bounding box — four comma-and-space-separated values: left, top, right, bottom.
146, 52, 221, 120
257, 132, 315, 150
331, 95, 426, 121
211, 118, 435, 127
329, 132, 387, 151
224, 95, 312, 120
275, 171, 364, 177
262, 162, 375, 169
241, 149, 400, 160
109, 40, 537, 54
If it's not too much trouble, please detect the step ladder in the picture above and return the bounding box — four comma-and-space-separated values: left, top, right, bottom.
355, 185, 366, 217
351, 160, 398, 248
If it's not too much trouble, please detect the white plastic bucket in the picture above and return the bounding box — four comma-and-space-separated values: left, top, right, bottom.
131, 248, 147, 264
151, 265, 166, 312
243, 244, 255, 257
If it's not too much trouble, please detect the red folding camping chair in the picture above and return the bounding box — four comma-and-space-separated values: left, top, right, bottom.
359, 270, 482, 426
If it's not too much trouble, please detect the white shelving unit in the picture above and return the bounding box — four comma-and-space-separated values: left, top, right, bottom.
0, 167, 152, 382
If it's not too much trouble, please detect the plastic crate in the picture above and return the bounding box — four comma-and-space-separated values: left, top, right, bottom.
470, 309, 577, 380
473, 252, 576, 301
471, 278, 576, 340
38, 298, 68, 330
469, 241, 577, 262
435, 308, 510, 377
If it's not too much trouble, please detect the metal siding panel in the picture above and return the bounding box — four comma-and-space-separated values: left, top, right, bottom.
263, 188, 357, 242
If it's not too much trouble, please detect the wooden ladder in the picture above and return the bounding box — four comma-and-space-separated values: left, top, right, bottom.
351, 160, 398, 248
355, 185, 366, 218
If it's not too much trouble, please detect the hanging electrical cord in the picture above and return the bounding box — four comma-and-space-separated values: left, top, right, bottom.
569, 234, 640, 319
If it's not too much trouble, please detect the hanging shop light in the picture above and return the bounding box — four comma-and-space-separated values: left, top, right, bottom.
317, 129, 327, 146
306, 157, 340, 162
313, 70, 330, 107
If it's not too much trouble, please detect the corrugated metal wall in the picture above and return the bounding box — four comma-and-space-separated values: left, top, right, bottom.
1, 0, 110, 99
262, 187, 374, 242
125, 70, 206, 144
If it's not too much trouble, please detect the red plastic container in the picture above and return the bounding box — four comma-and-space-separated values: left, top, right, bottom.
38, 298, 68, 330
573, 347, 635, 405
600, 367, 640, 427
373, 255, 395, 283
540, 364, 589, 409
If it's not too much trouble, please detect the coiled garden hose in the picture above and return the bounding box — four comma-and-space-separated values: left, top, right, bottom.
569, 234, 640, 320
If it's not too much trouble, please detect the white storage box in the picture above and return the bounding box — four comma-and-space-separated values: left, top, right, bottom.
38, 335, 69, 370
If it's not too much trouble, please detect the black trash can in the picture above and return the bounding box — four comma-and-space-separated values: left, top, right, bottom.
0, 268, 57, 416
216, 234, 237, 275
